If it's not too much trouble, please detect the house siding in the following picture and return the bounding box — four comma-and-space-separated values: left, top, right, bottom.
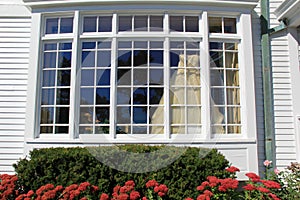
0, 1, 30, 173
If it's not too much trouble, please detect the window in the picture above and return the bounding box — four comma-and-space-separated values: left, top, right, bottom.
38, 12, 246, 139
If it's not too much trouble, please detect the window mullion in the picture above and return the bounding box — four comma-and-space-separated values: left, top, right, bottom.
111, 38, 117, 139
69, 10, 80, 139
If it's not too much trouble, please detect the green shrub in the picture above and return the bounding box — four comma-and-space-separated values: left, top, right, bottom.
14, 145, 230, 199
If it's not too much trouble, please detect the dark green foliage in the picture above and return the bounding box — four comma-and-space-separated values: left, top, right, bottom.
14, 145, 230, 199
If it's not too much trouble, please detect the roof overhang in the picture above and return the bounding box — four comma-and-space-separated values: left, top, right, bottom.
23, 0, 259, 10
275, 0, 300, 27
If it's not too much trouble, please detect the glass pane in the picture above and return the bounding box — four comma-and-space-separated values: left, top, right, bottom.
211, 88, 224, 105
209, 17, 222, 33
117, 126, 131, 134
118, 51, 132, 66
224, 18, 236, 33
187, 126, 201, 134
60, 17, 73, 33
212, 125, 225, 134
171, 106, 185, 124
134, 16, 148, 31
40, 126, 53, 134
170, 41, 184, 49
59, 43, 72, 50
79, 126, 93, 134
83, 17, 97, 32
44, 52, 56, 68
150, 41, 163, 48
150, 126, 164, 134
150, 69, 163, 85
81, 69, 94, 86
149, 50, 163, 66
98, 41, 111, 49
187, 106, 201, 124
133, 69, 147, 85
150, 88, 163, 105
186, 88, 201, 104
210, 51, 223, 68
170, 87, 185, 104
227, 107, 241, 124
186, 52, 200, 67
82, 51, 95, 67
171, 126, 185, 134
95, 107, 110, 124
117, 69, 131, 85
210, 70, 224, 86
58, 52, 71, 68
185, 16, 199, 32
57, 70, 70, 86
99, 16, 112, 32
133, 50, 147, 66
186, 42, 200, 49
170, 51, 180, 67
134, 41, 147, 48
132, 126, 147, 134
40, 107, 54, 124
186, 69, 200, 85
41, 89, 54, 105
119, 16, 132, 31
227, 88, 240, 105
117, 107, 131, 124
170, 16, 183, 32
97, 51, 111, 67
210, 42, 223, 50
80, 88, 94, 105
83, 42, 96, 49
225, 43, 237, 50
56, 89, 70, 105
225, 52, 238, 68
42, 70, 55, 86
95, 126, 109, 134
170, 70, 185, 86
55, 126, 68, 134
150, 16, 163, 31
96, 88, 110, 104
118, 41, 131, 48
55, 107, 69, 124
96, 69, 110, 86
150, 106, 164, 124
80, 107, 93, 124
226, 70, 239, 86
45, 18, 58, 34
117, 87, 131, 104
211, 106, 225, 124
133, 88, 147, 105
133, 106, 147, 124
45, 43, 57, 51
228, 126, 241, 134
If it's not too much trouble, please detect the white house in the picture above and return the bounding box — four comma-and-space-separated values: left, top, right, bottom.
0, 0, 299, 179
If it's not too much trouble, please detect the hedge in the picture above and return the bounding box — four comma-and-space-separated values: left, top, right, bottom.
14, 145, 230, 199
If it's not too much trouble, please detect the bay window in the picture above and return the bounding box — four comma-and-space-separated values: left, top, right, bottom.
36, 11, 248, 141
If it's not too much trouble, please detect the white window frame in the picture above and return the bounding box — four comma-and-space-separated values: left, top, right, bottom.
25, 8, 257, 144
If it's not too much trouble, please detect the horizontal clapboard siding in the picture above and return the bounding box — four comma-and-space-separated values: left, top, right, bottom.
0, 16, 31, 174
269, 0, 297, 169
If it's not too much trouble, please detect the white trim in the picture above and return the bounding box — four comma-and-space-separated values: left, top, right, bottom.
275, 0, 300, 27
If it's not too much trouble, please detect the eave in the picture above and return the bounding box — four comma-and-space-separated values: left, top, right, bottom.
275, 0, 300, 27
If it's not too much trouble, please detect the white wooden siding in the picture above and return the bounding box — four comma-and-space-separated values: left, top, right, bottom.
0, 12, 31, 173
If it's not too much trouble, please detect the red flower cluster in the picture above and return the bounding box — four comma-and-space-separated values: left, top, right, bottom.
0, 174, 19, 199
225, 166, 240, 173
245, 172, 261, 182
197, 190, 213, 200
109, 180, 140, 200
146, 179, 168, 197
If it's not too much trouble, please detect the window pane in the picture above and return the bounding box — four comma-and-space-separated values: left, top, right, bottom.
80, 107, 93, 124
95, 107, 110, 124
117, 69, 131, 85
227, 107, 241, 124
97, 51, 111, 67
133, 107, 147, 123
228, 126, 241, 134
117, 87, 131, 104
96, 69, 110, 86
210, 52, 223, 68
40, 126, 53, 134
83, 42, 96, 49
211, 106, 225, 124
56, 89, 70, 105
58, 52, 72, 68
80, 126, 93, 134
150, 88, 163, 105
99, 16, 112, 32
46, 18, 58, 34
133, 50, 147, 66
117, 126, 131, 134
150, 126, 164, 134
55, 107, 69, 124
171, 106, 185, 124
132, 126, 147, 134
60, 17, 73, 33
187, 88, 201, 104
57, 70, 71, 86
43, 52, 56, 68
117, 107, 131, 124
134, 16, 148, 31
210, 70, 224, 86
150, 16, 163, 31
224, 18, 236, 33
170, 16, 183, 32
185, 16, 199, 32
226, 70, 239, 86
150, 107, 164, 124
83, 16, 97, 32
209, 17, 222, 33
119, 16, 132, 31
80, 88, 94, 105
82, 51, 95, 67
133, 88, 147, 105
133, 69, 147, 85
40, 107, 54, 124
42, 70, 56, 86
211, 88, 224, 105
150, 69, 163, 85
227, 88, 240, 105
95, 126, 110, 134
118, 51, 132, 66
45, 43, 57, 51
150, 41, 163, 48
98, 41, 111, 49
41, 89, 54, 105
187, 107, 201, 124
96, 88, 110, 104
149, 50, 163, 66
134, 41, 147, 48
170, 51, 180, 67
81, 69, 94, 86
55, 126, 69, 134
59, 43, 72, 50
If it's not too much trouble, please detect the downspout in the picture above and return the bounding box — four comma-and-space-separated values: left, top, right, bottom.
260, 0, 276, 172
